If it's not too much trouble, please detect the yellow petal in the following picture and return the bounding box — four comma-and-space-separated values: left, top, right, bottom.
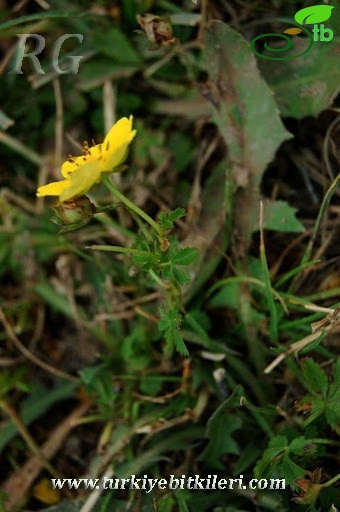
32, 478, 60, 505
101, 116, 137, 171
36, 179, 70, 197
59, 160, 101, 202
61, 154, 96, 178
88, 144, 103, 159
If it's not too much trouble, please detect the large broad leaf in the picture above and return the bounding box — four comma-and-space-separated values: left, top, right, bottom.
201, 21, 291, 257
257, 199, 305, 233
198, 388, 243, 469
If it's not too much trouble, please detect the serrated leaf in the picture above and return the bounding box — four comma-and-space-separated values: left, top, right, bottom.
158, 307, 188, 355
172, 247, 198, 266
280, 454, 306, 485
168, 207, 186, 222
158, 208, 186, 229
254, 435, 288, 478
158, 212, 175, 229
325, 384, 340, 431
294, 5, 334, 25
172, 266, 191, 285
172, 329, 189, 356
289, 436, 315, 455
260, 200, 305, 233
199, 400, 242, 469
302, 358, 328, 396
333, 358, 340, 384
132, 252, 156, 269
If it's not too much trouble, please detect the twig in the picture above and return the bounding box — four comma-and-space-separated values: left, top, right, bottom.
264, 307, 340, 374
2, 402, 90, 510
53, 78, 63, 169
0, 130, 42, 166
79, 465, 114, 512
103, 80, 116, 132
0, 398, 57, 478
0, 306, 78, 382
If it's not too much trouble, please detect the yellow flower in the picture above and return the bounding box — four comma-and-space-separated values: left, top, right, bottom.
37, 116, 136, 202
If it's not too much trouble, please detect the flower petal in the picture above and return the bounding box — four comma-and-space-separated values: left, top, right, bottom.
36, 180, 70, 197
59, 160, 102, 202
101, 115, 137, 171
62, 154, 95, 178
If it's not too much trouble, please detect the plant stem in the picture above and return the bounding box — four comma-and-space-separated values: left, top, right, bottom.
102, 175, 163, 236
86, 244, 157, 259
321, 473, 340, 488
0, 398, 58, 477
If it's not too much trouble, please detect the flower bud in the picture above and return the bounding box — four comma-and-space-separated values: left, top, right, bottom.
51, 195, 95, 225
137, 13, 178, 46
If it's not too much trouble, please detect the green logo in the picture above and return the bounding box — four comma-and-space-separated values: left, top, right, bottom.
250, 4, 334, 60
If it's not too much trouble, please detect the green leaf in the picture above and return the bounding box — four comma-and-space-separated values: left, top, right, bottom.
92, 28, 141, 65
202, 21, 291, 249
325, 383, 340, 431
172, 247, 198, 266
77, 60, 138, 91
289, 436, 316, 455
300, 395, 325, 426
172, 266, 191, 285
158, 208, 186, 229
254, 435, 288, 478
294, 5, 334, 25
302, 358, 328, 396
175, 493, 190, 512
280, 453, 306, 485
199, 402, 242, 469
158, 306, 189, 356
168, 133, 194, 173
170, 329, 189, 356
333, 358, 340, 384
209, 281, 240, 309
300, 332, 324, 355
260, 200, 305, 233
132, 251, 156, 269
140, 375, 163, 396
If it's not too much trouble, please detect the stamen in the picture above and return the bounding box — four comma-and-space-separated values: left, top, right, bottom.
83, 141, 90, 155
